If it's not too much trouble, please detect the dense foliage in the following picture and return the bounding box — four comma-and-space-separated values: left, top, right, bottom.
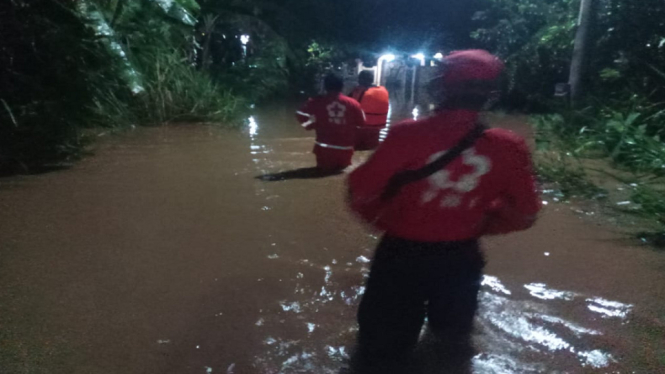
475, 0, 665, 244
1, 0, 120, 170
472, 0, 665, 110
0, 0, 308, 172
471, 0, 577, 109
1, 0, 236, 171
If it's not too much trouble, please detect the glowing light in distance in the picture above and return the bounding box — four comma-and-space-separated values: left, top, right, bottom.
411, 53, 426, 66
434, 52, 444, 59
412, 107, 420, 120
240, 34, 250, 45
380, 54, 396, 62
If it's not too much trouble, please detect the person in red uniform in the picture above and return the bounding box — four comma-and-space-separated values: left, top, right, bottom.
348, 71, 390, 150
296, 73, 366, 171
346, 50, 541, 373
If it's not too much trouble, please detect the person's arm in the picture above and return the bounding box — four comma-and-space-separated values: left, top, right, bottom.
347, 124, 411, 218
351, 102, 366, 128
295, 99, 316, 131
483, 138, 541, 235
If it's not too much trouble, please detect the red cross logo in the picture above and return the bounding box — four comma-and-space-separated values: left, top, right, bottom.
326, 102, 346, 124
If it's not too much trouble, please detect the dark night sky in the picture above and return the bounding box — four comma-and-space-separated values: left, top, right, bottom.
270, 0, 482, 56
361, 0, 482, 50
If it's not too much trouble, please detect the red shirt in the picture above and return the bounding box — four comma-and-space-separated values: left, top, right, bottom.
296, 93, 366, 149
347, 110, 541, 242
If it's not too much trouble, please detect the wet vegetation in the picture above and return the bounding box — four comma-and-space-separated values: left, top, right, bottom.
1, 0, 312, 172
472, 0, 665, 246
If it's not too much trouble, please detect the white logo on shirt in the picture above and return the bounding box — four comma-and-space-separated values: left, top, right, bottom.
327, 101, 346, 124
421, 148, 491, 208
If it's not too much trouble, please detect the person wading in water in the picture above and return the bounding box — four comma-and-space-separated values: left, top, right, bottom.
349, 70, 390, 150
346, 50, 541, 373
296, 73, 366, 172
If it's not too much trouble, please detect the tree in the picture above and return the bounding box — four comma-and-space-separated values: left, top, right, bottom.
471, 0, 665, 109
200, 14, 219, 71
568, 0, 597, 107
471, 0, 577, 109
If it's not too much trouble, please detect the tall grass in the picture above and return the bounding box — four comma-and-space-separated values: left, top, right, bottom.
630, 185, 665, 248
532, 114, 607, 198
532, 105, 665, 177
631, 185, 665, 224
534, 155, 606, 199
91, 51, 246, 128
532, 106, 665, 247
136, 51, 244, 124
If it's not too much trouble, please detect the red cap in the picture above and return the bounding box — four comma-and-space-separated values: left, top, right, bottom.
441, 50, 504, 85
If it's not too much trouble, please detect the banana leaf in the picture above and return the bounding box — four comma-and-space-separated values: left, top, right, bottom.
76, 1, 145, 94
153, 0, 199, 26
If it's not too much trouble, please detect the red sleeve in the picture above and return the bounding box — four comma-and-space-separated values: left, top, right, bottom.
347, 124, 411, 221
483, 137, 541, 235
351, 101, 366, 128
296, 99, 316, 130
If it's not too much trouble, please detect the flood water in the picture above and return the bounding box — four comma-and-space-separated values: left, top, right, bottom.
1, 100, 665, 373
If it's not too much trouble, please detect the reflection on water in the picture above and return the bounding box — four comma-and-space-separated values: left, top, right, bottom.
586, 297, 633, 319
476, 275, 632, 372
481, 275, 511, 295
252, 257, 363, 373
279, 301, 303, 313
472, 353, 544, 374
379, 103, 392, 142
248, 116, 259, 137
524, 282, 577, 301
253, 262, 632, 373
378, 103, 424, 143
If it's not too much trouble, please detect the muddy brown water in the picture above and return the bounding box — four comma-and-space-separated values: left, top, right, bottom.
1, 102, 665, 374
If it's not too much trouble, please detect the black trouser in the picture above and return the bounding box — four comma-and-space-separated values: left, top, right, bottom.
352, 236, 485, 374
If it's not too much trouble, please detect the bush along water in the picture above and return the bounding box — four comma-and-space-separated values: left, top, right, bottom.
531, 106, 665, 248
0, 0, 296, 174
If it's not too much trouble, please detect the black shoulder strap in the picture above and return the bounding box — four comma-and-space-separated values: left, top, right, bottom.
380, 122, 487, 201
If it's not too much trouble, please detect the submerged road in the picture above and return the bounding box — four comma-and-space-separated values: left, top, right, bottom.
1, 102, 665, 373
